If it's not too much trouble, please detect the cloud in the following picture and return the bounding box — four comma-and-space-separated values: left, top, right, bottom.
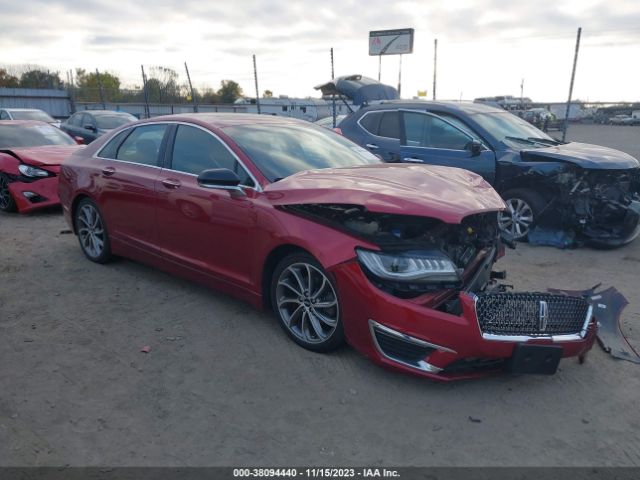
0, 0, 638, 100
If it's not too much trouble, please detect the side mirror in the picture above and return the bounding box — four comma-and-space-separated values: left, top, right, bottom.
74, 136, 84, 145
197, 168, 242, 190
466, 140, 483, 157
83, 124, 96, 132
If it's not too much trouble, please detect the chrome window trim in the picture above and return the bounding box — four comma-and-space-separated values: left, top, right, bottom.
472, 294, 594, 342
368, 319, 455, 373
93, 121, 262, 192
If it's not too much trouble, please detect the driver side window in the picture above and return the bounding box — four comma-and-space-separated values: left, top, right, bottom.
170, 125, 254, 187
403, 112, 471, 150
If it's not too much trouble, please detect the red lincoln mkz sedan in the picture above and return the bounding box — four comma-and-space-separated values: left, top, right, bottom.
58, 114, 596, 380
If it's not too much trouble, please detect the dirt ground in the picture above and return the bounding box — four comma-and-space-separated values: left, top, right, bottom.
1, 124, 639, 467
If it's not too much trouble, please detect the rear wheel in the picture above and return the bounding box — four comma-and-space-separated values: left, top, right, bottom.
271, 252, 344, 352
498, 189, 547, 240
74, 198, 113, 263
0, 173, 17, 212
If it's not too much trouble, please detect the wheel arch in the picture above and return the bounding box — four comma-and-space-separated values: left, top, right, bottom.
70, 193, 92, 234
261, 244, 313, 311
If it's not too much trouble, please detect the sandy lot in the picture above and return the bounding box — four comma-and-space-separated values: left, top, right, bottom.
0, 124, 639, 467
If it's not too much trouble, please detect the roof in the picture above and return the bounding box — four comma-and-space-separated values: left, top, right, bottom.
145, 112, 309, 129
361, 99, 506, 114
81, 110, 135, 116
1, 108, 46, 112
0, 120, 51, 126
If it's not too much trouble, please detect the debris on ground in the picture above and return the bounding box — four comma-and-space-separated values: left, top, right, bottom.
468, 416, 482, 423
528, 226, 576, 248
548, 285, 640, 364
140, 346, 151, 353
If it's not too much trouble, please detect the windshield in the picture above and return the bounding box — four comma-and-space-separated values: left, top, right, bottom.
0, 123, 75, 148
9, 110, 55, 122
224, 123, 381, 182
472, 112, 556, 147
95, 114, 136, 129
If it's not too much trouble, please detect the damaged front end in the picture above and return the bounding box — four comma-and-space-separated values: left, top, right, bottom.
540, 167, 640, 247
282, 203, 598, 379
282, 203, 506, 299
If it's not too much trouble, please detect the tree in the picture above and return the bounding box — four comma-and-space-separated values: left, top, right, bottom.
75, 68, 121, 102
0, 69, 20, 88
263, 89, 273, 98
197, 87, 220, 104
19, 69, 63, 89
147, 66, 186, 103
217, 80, 243, 103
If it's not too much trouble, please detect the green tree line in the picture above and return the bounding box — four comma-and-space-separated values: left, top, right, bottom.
0, 66, 245, 104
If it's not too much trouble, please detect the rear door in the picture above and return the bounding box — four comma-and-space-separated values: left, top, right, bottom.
155, 123, 257, 288
94, 123, 169, 252
399, 110, 496, 183
353, 110, 401, 162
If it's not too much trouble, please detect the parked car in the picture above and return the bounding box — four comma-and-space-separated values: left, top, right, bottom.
0, 120, 84, 213
340, 101, 640, 247
609, 114, 632, 125
0, 108, 61, 128
314, 114, 347, 129
58, 113, 597, 380
60, 110, 137, 144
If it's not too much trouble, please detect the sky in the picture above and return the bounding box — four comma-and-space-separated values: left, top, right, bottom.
1, 0, 639, 102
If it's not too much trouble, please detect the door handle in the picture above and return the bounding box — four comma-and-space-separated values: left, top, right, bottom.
402, 157, 424, 163
365, 143, 379, 150
161, 178, 181, 189
101, 166, 116, 176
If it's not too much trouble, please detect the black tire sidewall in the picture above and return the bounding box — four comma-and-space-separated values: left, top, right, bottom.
0, 173, 17, 212
270, 252, 345, 353
74, 198, 113, 263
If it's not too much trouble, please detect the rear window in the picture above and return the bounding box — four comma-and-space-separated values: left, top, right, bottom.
7, 110, 55, 122
0, 124, 75, 148
95, 115, 135, 130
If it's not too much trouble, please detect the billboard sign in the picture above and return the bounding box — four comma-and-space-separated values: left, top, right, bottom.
369, 29, 414, 56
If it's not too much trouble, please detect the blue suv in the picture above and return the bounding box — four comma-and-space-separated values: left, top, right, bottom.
339, 100, 640, 247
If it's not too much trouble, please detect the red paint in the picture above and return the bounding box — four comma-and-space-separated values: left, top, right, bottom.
58, 114, 595, 380
0, 145, 83, 213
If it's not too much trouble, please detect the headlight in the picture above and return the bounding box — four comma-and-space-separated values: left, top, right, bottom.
18, 164, 50, 178
356, 248, 460, 283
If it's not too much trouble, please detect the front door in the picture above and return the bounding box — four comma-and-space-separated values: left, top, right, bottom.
399, 110, 496, 184
155, 123, 257, 289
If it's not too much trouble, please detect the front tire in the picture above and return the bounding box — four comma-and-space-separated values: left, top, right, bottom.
0, 173, 17, 212
498, 189, 547, 240
271, 252, 344, 352
74, 198, 113, 263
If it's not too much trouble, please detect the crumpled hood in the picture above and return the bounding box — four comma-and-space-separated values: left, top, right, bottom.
264, 164, 506, 223
1, 145, 83, 167
521, 142, 640, 170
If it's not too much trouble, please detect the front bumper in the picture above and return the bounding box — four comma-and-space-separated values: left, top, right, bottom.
331, 260, 597, 381
9, 176, 60, 213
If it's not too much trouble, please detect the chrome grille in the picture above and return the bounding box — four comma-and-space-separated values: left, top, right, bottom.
475, 293, 590, 336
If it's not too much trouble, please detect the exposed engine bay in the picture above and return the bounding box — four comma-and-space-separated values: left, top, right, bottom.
544, 167, 640, 246
283, 203, 507, 299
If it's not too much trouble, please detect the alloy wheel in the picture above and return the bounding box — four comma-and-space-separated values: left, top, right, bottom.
275, 262, 339, 344
77, 204, 105, 259
498, 198, 534, 239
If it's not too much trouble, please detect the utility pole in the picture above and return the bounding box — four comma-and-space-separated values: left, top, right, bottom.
184, 62, 198, 113
95, 68, 106, 109
141, 65, 150, 119
563, 27, 582, 142
253, 54, 261, 114
520, 78, 524, 106
397, 54, 403, 97
378, 55, 381, 82
432, 39, 438, 100
331, 48, 336, 128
